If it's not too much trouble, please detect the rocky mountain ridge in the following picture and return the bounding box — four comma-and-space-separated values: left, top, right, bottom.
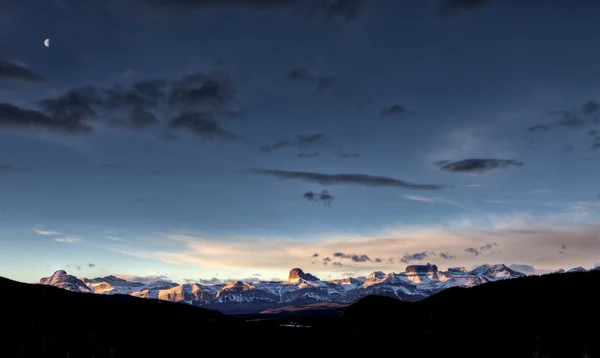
38, 264, 596, 313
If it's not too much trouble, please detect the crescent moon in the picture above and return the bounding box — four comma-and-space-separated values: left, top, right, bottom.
44, 38, 50, 47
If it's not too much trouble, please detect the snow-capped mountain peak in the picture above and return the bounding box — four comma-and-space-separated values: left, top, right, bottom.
39, 264, 588, 313
469, 264, 526, 280
40, 270, 91, 293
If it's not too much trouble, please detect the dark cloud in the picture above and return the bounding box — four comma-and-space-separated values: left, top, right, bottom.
297, 152, 320, 158
480, 242, 499, 251
302, 189, 334, 206
135, 0, 302, 11
0, 60, 45, 83
332, 262, 345, 267
195, 277, 221, 284
559, 245, 567, 254
130, 106, 159, 128
249, 169, 445, 190
591, 136, 600, 150
333, 252, 371, 262
312, 253, 319, 258
435, 159, 524, 173
0, 103, 92, 134
168, 72, 235, 111
400, 251, 436, 263
508, 264, 536, 274
40, 86, 102, 124
324, 0, 365, 22
323, 256, 331, 262
438, 252, 456, 260
260, 133, 329, 153
437, 0, 489, 14
0, 164, 13, 172
528, 100, 599, 132
168, 111, 237, 140
589, 129, 598, 136
380, 105, 410, 119
465, 247, 480, 256
1, 70, 238, 140
285, 67, 335, 91
88, 263, 96, 268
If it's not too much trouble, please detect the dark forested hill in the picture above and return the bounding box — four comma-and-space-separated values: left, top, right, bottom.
2, 271, 599, 357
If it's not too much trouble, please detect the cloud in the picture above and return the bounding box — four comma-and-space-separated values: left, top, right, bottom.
108, 212, 600, 274
379, 105, 410, 119
66, 263, 96, 271
154, 0, 300, 8
0, 164, 13, 172
403, 195, 473, 211
168, 111, 237, 140
53, 237, 82, 244
438, 252, 456, 260
260, 133, 329, 153
480, 242, 499, 251
34, 229, 61, 236
527, 100, 599, 132
126, 0, 364, 26
465, 247, 480, 256
302, 190, 334, 206
400, 251, 436, 263
312, 253, 319, 258
559, 245, 567, 254
437, 0, 489, 14
0, 103, 92, 135
333, 252, 371, 262
285, 67, 335, 91
324, 0, 365, 23
569, 201, 600, 214
0, 60, 45, 82
1, 71, 238, 140
248, 169, 445, 190
107, 236, 131, 243
332, 262, 345, 267
435, 159, 524, 173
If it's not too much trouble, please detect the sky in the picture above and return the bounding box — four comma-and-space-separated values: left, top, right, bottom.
1, 0, 599, 284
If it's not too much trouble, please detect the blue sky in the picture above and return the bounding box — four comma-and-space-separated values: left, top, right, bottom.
1, 0, 599, 284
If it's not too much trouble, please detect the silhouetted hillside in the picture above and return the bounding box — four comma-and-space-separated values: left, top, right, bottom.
2, 271, 600, 357
342, 271, 600, 357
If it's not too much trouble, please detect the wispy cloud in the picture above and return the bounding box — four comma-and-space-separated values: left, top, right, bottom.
107, 211, 600, 273
54, 237, 81, 244
34, 229, 61, 236
108, 236, 131, 243
403, 195, 474, 211
249, 169, 445, 190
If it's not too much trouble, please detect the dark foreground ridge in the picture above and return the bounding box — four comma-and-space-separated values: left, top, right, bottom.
1, 271, 599, 357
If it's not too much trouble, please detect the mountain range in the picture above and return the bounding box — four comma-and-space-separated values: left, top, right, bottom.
39, 263, 599, 313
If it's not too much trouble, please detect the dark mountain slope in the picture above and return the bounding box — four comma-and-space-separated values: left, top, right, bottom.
2, 271, 600, 357
342, 271, 600, 358
0, 277, 241, 357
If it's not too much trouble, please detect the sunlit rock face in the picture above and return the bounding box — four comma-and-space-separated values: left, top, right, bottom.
288, 268, 319, 282
40, 270, 92, 293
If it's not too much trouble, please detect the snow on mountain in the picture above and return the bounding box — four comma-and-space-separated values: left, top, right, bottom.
39, 264, 550, 313
566, 266, 587, 273
40, 270, 92, 293
469, 264, 526, 280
